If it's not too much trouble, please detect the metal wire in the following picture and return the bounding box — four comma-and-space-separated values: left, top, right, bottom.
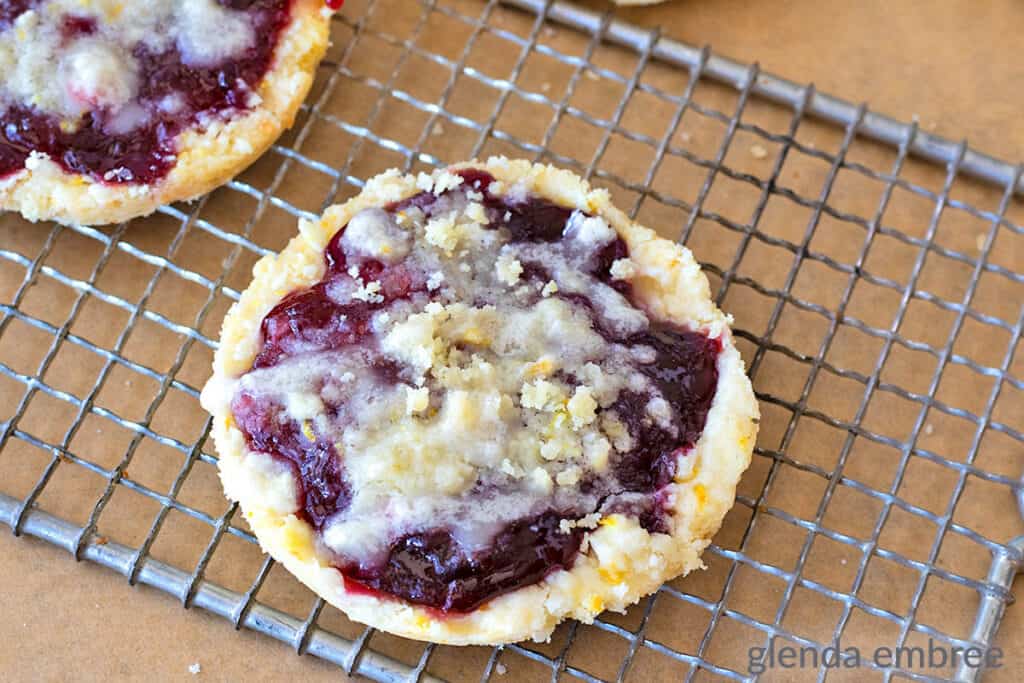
1, 1, 1022, 682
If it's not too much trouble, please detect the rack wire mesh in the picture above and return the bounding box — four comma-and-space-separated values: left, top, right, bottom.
1, 0, 1022, 681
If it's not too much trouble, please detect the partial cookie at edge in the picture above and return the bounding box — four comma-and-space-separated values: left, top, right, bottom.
0, 0, 331, 226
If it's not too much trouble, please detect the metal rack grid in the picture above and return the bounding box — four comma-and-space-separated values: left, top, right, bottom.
1, 0, 1022, 681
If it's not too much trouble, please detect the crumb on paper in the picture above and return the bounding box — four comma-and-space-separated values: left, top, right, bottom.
585, 69, 599, 81
678, 130, 692, 143
840, 558, 847, 566
975, 233, 986, 251
496, 663, 508, 675
925, 423, 934, 435
750, 144, 768, 160
541, 82, 551, 93
431, 120, 445, 137
94, 535, 108, 546
542, 26, 557, 39
188, 662, 201, 675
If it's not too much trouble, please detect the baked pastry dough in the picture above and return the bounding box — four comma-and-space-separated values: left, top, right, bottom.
201, 158, 758, 645
0, 0, 331, 225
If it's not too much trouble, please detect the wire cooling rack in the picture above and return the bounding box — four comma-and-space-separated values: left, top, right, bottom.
1, 1, 1022, 681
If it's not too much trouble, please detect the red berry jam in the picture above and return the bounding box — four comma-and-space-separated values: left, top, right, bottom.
342, 512, 583, 613
0, 2, 38, 30
232, 391, 349, 530
59, 14, 97, 39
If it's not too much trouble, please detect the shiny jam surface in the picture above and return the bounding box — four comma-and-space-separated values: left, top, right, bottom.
231, 169, 721, 612
0, 1, 294, 183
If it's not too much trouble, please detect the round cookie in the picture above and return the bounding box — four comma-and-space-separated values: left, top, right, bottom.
0, 0, 332, 226
201, 157, 758, 645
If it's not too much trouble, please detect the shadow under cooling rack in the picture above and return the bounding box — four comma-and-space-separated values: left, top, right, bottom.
1, 1, 1023, 682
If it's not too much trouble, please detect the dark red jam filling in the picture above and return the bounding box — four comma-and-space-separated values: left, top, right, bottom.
251, 259, 421, 369
233, 392, 349, 530
0, 2, 38, 30
342, 512, 583, 613
59, 14, 97, 39
231, 169, 721, 612
0, 1, 294, 183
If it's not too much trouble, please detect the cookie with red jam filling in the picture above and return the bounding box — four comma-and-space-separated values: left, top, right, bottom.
0, 0, 333, 225
201, 158, 758, 645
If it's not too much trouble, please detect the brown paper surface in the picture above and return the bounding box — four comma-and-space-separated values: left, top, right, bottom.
1, 1, 1022, 681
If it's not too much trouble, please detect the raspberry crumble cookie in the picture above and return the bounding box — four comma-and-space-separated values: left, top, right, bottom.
0, 0, 332, 225
201, 158, 758, 645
